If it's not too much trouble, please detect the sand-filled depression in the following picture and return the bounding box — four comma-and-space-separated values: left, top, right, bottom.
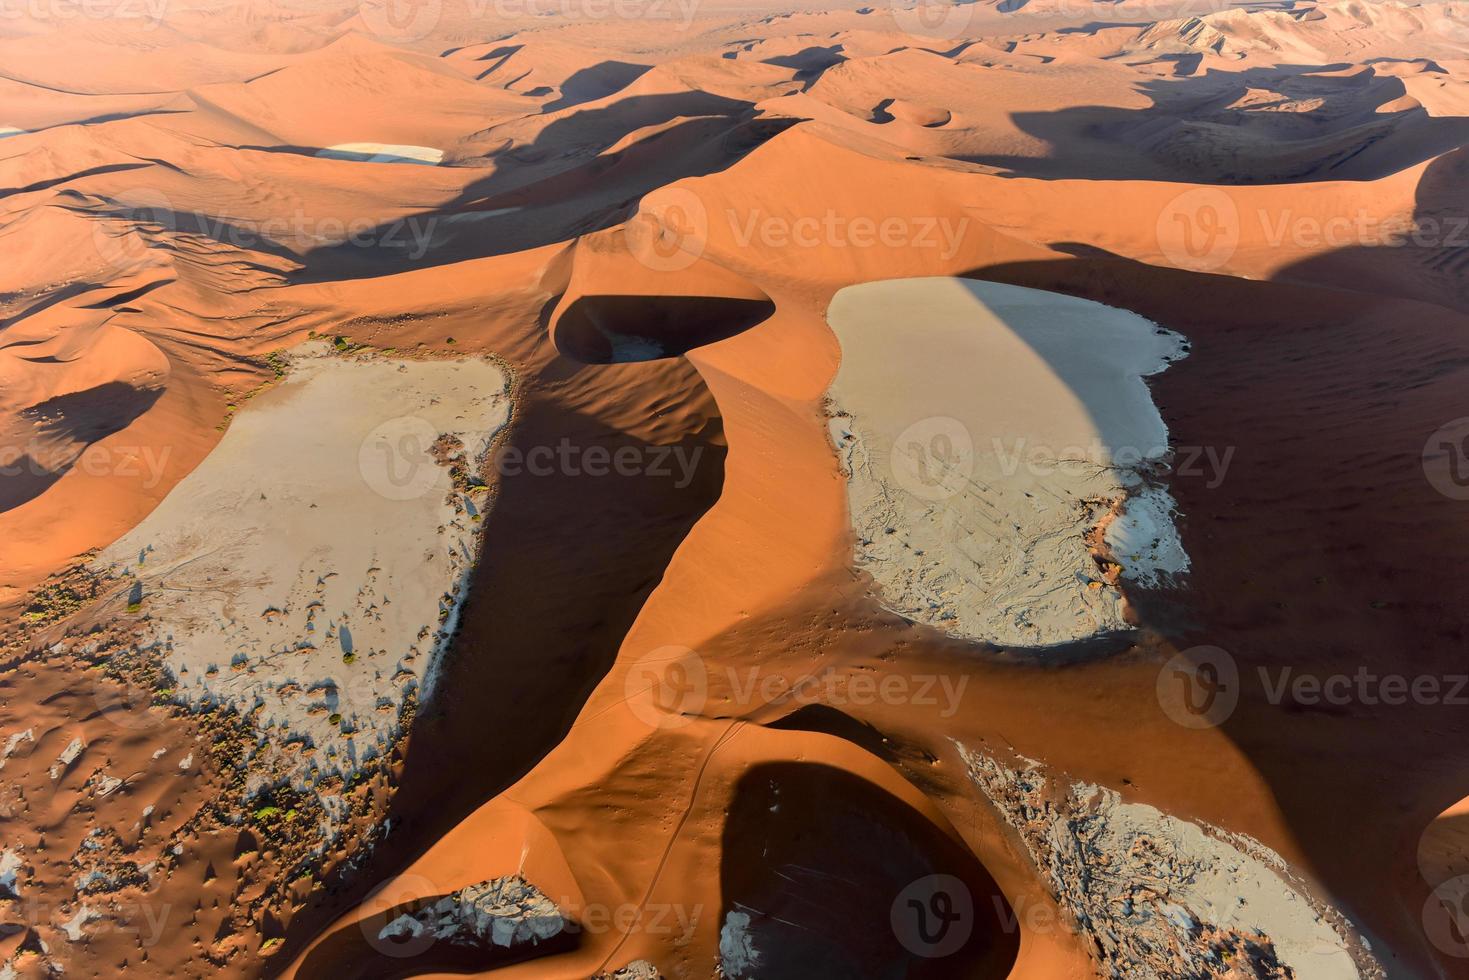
826, 278, 1190, 651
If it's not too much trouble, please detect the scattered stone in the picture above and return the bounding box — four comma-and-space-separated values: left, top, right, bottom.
49, 738, 84, 780
378, 875, 565, 952
0, 850, 22, 899
0, 730, 33, 770
593, 960, 662, 979
60, 906, 98, 942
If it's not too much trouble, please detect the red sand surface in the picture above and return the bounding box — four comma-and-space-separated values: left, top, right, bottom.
4, 0, 1469, 977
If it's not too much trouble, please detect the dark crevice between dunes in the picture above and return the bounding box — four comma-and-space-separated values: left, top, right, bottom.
718, 762, 1019, 980
552, 294, 776, 364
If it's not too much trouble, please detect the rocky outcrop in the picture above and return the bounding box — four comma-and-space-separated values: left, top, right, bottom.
593, 961, 661, 979
379, 875, 565, 951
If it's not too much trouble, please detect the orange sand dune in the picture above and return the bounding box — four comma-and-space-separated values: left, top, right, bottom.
3, 1, 1469, 978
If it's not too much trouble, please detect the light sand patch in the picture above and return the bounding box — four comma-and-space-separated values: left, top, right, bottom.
95, 344, 510, 800
315, 143, 444, 165
826, 277, 1188, 649
956, 743, 1379, 980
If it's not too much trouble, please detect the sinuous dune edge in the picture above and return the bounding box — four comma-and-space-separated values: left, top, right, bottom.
1, 0, 1468, 977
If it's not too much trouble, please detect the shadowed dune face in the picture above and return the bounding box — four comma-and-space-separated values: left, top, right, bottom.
0, 382, 163, 513
552, 293, 776, 363
961, 63, 1469, 183
718, 763, 1018, 980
